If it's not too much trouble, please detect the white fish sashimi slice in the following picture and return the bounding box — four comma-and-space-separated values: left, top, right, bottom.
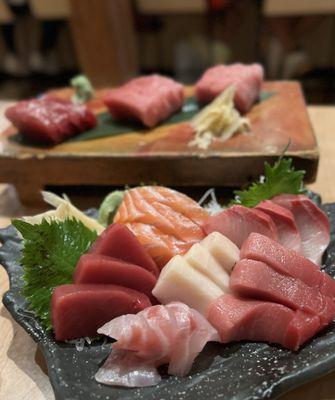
95, 349, 161, 388
167, 303, 219, 377
272, 194, 330, 265
95, 302, 219, 387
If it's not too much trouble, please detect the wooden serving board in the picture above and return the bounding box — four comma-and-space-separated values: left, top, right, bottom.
0, 81, 318, 204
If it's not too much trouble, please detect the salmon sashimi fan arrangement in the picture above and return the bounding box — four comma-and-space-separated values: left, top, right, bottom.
114, 186, 209, 269
5, 98, 97, 144
103, 74, 184, 128
195, 63, 264, 113
95, 302, 219, 387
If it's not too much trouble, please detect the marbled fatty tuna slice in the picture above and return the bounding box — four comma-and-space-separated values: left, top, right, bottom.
195, 63, 264, 113
104, 74, 184, 128
5, 98, 97, 144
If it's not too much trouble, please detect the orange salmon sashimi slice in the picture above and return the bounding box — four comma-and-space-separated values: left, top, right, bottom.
114, 186, 209, 269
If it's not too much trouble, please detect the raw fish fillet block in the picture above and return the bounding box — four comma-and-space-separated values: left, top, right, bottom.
231, 259, 335, 326
51, 284, 151, 341
5, 98, 97, 144
195, 63, 264, 113
96, 302, 219, 387
204, 205, 278, 248
114, 186, 208, 269
89, 223, 159, 277
255, 200, 302, 253
241, 233, 335, 297
207, 294, 320, 351
271, 194, 330, 265
73, 254, 157, 301
104, 74, 184, 128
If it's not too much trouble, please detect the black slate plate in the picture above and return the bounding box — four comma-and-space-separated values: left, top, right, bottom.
1, 203, 335, 400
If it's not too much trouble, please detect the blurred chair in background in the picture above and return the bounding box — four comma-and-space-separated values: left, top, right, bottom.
0, 0, 29, 76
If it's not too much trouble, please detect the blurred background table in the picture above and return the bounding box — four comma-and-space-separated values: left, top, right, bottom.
0, 104, 335, 399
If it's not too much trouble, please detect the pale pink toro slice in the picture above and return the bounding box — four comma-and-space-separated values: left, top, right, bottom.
195, 63, 264, 113
104, 74, 184, 128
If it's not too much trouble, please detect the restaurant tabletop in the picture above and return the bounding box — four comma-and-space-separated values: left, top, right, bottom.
0, 103, 335, 400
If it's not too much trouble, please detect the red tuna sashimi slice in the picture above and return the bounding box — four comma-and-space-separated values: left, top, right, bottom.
255, 200, 302, 253
230, 259, 335, 326
96, 302, 218, 386
271, 194, 330, 265
89, 223, 159, 277
104, 74, 184, 128
206, 294, 320, 351
195, 63, 264, 113
5, 98, 97, 144
51, 284, 151, 341
240, 233, 335, 297
204, 205, 278, 248
73, 254, 157, 301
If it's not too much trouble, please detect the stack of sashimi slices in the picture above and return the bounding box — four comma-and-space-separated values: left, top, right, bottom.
42, 183, 334, 388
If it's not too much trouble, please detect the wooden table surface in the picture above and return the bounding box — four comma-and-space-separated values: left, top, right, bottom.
1, 105, 335, 400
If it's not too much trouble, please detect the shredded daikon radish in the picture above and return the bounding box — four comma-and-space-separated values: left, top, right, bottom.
21, 191, 105, 234
189, 86, 250, 150
198, 188, 223, 215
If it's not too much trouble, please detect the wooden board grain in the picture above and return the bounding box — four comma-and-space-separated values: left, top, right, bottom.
0, 82, 318, 204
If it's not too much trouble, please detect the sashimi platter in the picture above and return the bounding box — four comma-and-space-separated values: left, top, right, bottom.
0, 63, 318, 190
2, 150, 335, 399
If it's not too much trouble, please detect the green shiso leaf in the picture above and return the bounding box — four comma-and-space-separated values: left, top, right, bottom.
12, 218, 98, 330
98, 190, 125, 226
231, 158, 306, 208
